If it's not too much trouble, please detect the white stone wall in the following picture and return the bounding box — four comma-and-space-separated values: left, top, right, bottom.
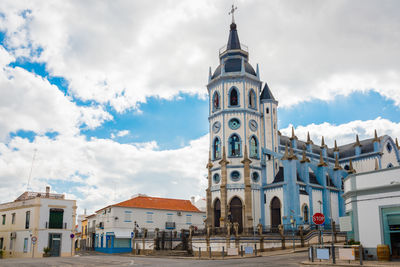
312, 190, 323, 213
299, 194, 310, 222
381, 140, 399, 168
264, 187, 283, 227
330, 191, 339, 223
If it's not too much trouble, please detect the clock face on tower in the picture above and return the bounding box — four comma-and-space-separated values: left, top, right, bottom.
228, 118, 241, 130
249, 119, 258, 131
212, 121, 221, 134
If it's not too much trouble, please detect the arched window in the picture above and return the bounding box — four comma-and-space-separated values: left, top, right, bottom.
213, 137, 221, 160
250, 136, 258, 158
387, 143, 392, 153
212, 91, 220, 111
230, 171, 241, 182
229, 88, 239, 106
229, 134, 241, 157
266, 107, 269, 114
303, 205, 309, 223
248, 89, 256, 109
270, 197, 281, 227
213, 173, 220, 184
251, 172, 259, 182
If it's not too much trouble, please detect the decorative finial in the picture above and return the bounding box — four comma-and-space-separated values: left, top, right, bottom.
228, 4, 238, 24
300, 148, 310, 163
206, 150, 213, 169
348, 159, 356, 174
320, 136, 326, 148
334, 140, 339, 152
318, 151, 327, 167
278, 130, 282, 136
290, 126, 297, 140
373, 130, 379, 142
306, 132, 313, 145
281, 143, 289, 160
333, 155, 342, 170
396, 138, 399, 149
354, 134, 361, 147
375, 158, 379, 170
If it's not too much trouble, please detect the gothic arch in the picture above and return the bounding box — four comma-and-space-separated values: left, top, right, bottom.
228, 133, 242, 157
228, 87, 240, 107
213, 198, 221, 228
248, 89, 256, 109
212, 91, 220, 111
213, 136, 221, 160
270, 196, 281, 228
228, 196, 243, 233
249, 135, 259, 159
302, 203, 309, 223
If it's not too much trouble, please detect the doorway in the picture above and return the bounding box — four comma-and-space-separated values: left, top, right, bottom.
214, 198, 221, 227
49, 233, 61, 257
229, 197, 243, 233
270, 197, 282, 228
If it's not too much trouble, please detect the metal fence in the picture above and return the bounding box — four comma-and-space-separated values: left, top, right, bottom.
309, 244, 364, 265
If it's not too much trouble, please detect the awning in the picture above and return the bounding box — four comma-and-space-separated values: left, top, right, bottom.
113, 229, 132, 238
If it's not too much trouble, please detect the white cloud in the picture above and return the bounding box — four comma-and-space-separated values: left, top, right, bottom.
0, 132, 209, 214
280, 117, 400, 148
0, 1, 398, 110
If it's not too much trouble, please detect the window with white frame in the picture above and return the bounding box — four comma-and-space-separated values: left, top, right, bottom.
146, 212, 153, 222
124, 211, 132, 222
23, 238, 28, 253
186, 215, 192, 224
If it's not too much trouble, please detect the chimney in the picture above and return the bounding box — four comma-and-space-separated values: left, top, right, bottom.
45, 186, 50, 198
190, 196, 195, 204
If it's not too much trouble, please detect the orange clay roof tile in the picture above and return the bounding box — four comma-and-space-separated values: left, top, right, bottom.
113, 196, 202, 212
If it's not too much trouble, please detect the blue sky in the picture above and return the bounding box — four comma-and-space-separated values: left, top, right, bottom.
0, 0, 399, 214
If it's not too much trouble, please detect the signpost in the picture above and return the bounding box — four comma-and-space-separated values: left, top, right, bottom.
313, 213, 325, 245
70, 233, 75, 256
31, 236, 37, 258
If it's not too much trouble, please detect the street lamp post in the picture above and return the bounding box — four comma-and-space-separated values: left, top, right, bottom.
317, 200, 323, 246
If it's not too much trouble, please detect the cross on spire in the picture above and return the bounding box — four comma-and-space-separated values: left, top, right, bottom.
229, 4, 237, 24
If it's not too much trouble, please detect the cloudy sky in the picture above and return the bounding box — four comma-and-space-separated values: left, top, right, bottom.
0, 0, 399, 215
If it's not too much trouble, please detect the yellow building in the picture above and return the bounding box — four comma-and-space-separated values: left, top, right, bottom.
80, 218, 88, 250
0, 186, 76, 258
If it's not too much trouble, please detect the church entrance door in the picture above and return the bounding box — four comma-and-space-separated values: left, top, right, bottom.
214, 199, 221, 227
270, 197, 282, 229
229, 197, 243, 233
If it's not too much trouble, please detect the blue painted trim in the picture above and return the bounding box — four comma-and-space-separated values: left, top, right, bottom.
124, 211, 132, 213
95, 247, 132, 254
228, 86, 240, 107
166, 213, 173, 215
230, 170, 241, 182
226, 184, 245, 189
124, 220, 132, 222
211, 165, 262, 171
146, 212, 154, 214
207, 73, 262, 88
186, 214, 192, 216
146, 221, 153, 223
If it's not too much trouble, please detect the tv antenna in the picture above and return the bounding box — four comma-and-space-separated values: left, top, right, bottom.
26, 148, 37, 191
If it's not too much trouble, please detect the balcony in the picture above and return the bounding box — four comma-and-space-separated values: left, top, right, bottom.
45, 221, 67, 229
165, 222, 175, 229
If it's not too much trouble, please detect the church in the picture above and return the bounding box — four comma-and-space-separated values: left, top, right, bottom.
205, 15, 400, 232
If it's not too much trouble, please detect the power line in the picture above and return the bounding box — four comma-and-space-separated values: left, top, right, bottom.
26, 148, 37, 191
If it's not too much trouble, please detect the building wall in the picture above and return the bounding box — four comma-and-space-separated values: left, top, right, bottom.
312, 189, 323, 213
264, 187, 283, 227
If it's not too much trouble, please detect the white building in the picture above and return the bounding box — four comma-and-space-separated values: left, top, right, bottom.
0, 186, 77, 258
93, 195, 206, 253
343, 166, 400, 259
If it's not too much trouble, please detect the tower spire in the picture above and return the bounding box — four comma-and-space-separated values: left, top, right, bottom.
306, 132, 313, 145
334, 140, 339, 152
226, 5, 241, 50
228, 4, 237, 24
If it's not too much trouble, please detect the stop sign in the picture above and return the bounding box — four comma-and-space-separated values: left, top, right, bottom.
313, 213, 325, 225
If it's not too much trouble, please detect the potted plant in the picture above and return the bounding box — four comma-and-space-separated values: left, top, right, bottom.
43, 247, 51, 257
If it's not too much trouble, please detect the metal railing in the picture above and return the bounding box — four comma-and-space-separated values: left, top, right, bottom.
309, 244, 363, 265
219, 43, 249, 55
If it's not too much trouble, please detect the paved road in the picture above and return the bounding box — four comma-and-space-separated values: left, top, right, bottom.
0, 251, 309, 267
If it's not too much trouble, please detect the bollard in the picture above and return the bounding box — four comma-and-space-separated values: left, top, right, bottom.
255, 244, 257, 256
332, 243, 336, 264
222, 246, 224, 259
209, 247, 212, 258
359, 245, 363, 265
241, 245, 243, 257
199, 247, 201, 259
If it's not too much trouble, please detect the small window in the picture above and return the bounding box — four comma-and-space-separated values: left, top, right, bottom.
11, 213, 15, 224
228, 118, 241, 130
213, 91, 220, 111
229, 88, 239, 106
387, 163, 394, 168
146, 213, 153, 222
231, 171, 241, 182
25, 211, 30, 229
303, 205, 309, 223
252, 172, 260, 182
1, 215, 5, 225
250, 136, 258, 158
266, 107, 269, 114
213, 173, 220, 184
186, 215, 192, 224
0, 237, 3, 250
229, 134, 241, 157
124, 211, 132, 222
213, 138, 221, 160
23, 238, 28, 253
387, 143, 392, 153
248, 89, 256, 109
344, 165, 350, 171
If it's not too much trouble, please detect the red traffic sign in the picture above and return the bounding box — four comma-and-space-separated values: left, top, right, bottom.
31, 236, 37, 242
312, 213, 325, 225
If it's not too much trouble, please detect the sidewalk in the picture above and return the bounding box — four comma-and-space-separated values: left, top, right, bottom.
301, 260, 400, 267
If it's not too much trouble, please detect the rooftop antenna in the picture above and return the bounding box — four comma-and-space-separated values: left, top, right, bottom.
26, 148, 37, 191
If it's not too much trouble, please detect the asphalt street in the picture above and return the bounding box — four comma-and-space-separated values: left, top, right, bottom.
0, 251, 309, 267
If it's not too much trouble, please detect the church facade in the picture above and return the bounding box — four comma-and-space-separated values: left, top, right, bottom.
205, 20, 400, 232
